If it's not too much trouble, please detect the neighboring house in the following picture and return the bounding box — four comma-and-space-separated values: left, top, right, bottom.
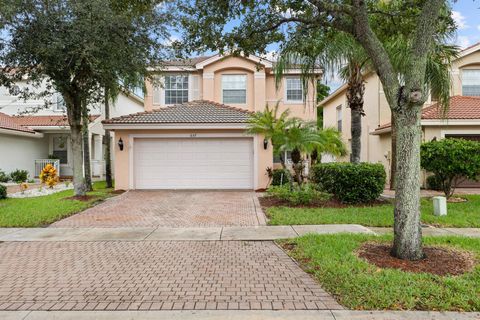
0, 81, 144, 179
322, 42, 480, 186
103, 53, 320, 190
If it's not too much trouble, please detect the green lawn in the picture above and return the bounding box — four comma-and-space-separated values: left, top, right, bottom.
280, 234, 480, 311
267, 195, 480, 227
0, 181, 115, 227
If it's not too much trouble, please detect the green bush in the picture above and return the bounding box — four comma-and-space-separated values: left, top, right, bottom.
9, 169, 29, 183
266, 183, 331, 206
269, 168, 291, 186
311, 162, 386, 204
0, 170, 9, 183
0, 184, 6, 200
426, 174, 442, 191
421, 138, 480, 198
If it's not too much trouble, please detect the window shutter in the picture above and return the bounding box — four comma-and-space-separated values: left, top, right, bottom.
189, 74, 200, 101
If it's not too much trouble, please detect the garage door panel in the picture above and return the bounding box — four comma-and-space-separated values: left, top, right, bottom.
134, 138, 254, 189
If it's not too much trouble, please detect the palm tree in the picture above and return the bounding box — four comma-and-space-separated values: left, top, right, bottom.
275, 31, 370, 164
247, 106, 346, 184
246, 103, 291, 168
275, 31, 457, 172
280, 120, 346, 184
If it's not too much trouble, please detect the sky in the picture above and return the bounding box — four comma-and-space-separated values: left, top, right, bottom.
450, 0, 480, 49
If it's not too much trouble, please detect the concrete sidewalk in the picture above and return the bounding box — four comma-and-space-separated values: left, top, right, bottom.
0, 225, 374, 242
1, 310, 479, 320
0, 225, 479, 242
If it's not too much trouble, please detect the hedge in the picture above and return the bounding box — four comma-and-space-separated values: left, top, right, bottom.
0, 184, 6, 200
311, 162, 386, 204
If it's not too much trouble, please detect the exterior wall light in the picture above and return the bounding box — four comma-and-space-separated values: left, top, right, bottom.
263, 138, 268, 150
118, 138, 124, 151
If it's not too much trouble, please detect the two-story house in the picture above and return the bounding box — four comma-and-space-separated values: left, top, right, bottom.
103, 54, 319, 190
0, 80, 144, 180
322, 42, 480, 187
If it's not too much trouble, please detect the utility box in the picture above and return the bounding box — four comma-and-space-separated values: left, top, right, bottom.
433, 196, 447, 216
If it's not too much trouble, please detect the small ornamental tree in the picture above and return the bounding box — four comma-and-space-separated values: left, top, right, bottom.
421, 138, 480, 198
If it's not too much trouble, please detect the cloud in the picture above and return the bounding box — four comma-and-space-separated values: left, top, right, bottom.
452, 11, 468, 30
478, 25, 480, 31
456, 35, 471, 49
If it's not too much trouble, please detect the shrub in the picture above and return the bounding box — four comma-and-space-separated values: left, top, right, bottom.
266, 183, 331, 206
426, 174, 442, 191
0, 184, 6, 200
9, 169, 29, 183
39, 164, 59, 188
311, 162, 386, 204
0, 170, 9, 183
421, 138, 480, 198
269, 168, 291, 186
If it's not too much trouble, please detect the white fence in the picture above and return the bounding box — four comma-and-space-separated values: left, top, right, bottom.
34, 159, 60, 178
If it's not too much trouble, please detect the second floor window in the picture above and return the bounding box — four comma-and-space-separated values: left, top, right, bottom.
54, 94, 66, 112
336, 105, 342, 132
285, 77, 303, 102
222, 74, 246, 104
462, 69, 480, 96
165, 75, 189, 104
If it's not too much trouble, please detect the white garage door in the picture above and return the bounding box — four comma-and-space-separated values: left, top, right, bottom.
134, 138, 254, 189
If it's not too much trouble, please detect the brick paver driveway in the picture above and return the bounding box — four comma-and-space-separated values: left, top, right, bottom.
0, 241, 341, 311
52, 190, 264, 228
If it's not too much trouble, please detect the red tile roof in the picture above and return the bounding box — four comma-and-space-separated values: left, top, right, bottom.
0, 113, 99, 134
0, 112, 35, 133
373, 96, 480, 133
421, 96, 480, 119
103, 100, 252, 125
13, 115, 70, 127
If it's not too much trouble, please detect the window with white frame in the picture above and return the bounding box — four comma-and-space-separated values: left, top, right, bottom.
165, 74, 189, 104
462, 69, 480, 96
336, 105, 342, 132
222, 74, 246, 104
285, 77, 303, 102
53, 94, 66, 112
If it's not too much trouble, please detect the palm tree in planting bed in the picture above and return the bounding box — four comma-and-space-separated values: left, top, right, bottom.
247, 104, 346, 184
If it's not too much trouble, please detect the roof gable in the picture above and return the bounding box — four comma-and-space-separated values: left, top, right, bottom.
195, 53, 273, 70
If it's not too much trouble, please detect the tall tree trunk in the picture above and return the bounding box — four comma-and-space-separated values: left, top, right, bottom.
391, 107, 424, 260
346, 66, 365, 164
67, 97, 86, 196
389, 113, 396, 190
350, 108, 362, 163
104, 88, 113, 188
82, 105, 93, 192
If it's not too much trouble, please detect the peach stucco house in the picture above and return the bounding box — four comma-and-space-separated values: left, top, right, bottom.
322, 42, 480, 187
103, 54, 320, 190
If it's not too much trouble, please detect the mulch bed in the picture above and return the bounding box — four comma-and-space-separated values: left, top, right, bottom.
258, 196, 390, 210
110, 190, 125, 195
357, 243, 476, 276
64, 195, 99, 202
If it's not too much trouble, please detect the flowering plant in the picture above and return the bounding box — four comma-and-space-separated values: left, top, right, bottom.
39, 164, 59, 188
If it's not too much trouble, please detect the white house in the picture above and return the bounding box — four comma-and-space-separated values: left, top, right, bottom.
0, 80, 144, 180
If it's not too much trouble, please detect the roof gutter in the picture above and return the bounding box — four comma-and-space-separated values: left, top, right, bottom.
0, 128, 44, 138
